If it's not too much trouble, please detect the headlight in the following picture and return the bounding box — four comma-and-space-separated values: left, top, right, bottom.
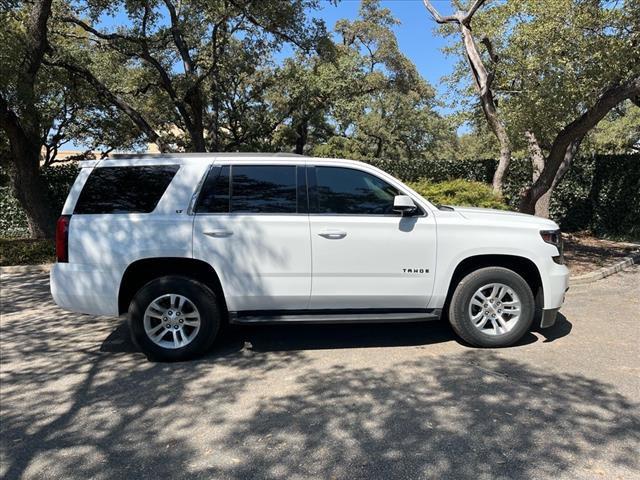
540, 229, 564, 264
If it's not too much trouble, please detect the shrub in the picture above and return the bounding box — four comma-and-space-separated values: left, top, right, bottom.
406, 179, 508, 210
0, 238, 54, 266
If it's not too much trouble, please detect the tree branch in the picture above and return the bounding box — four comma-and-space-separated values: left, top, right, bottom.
422, 0, 461, 24
60, 16, 143, 44
524, 76, 640, 205
162, 0, 195, 74
463, 0, 488, 25
44, 59, 165, 150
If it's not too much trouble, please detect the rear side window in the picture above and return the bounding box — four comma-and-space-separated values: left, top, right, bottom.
196, 165, 298, 214
74, 165, 179, 214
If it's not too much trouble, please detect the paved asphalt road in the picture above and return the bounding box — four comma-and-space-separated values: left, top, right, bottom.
1, 266, 639, 480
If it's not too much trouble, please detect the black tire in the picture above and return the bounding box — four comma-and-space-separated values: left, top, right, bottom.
128, 275, 221, 361
448, 267, 535, 348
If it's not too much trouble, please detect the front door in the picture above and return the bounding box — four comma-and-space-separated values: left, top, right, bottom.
308, 165, 436, 310
193, 163, 311, 312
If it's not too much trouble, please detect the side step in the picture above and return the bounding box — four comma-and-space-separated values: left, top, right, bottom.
229, 309, 442, 325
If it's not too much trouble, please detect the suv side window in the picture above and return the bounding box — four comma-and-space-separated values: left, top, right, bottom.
196, 164, 298, 214
312, 166, 400, 215
195, 165, 230, 213
74, 165, 179, 214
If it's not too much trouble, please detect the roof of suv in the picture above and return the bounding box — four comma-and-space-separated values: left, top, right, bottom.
81, 152, 368, 168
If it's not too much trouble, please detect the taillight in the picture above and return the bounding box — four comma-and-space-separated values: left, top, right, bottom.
56, 215, 71, 263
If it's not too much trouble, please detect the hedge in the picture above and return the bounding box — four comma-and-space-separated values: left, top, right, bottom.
1, 154, 638, 239
367, 154, 640, 239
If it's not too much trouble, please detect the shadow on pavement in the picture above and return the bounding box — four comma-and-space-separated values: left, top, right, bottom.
5, 270, 624, 480
101, 313, 564, 357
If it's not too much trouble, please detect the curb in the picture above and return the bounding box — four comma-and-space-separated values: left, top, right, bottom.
570, 252, 640, 285
0, 263, 52, 275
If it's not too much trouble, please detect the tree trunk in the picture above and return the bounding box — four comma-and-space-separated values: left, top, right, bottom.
524, 130, 551, 217
11, 142, 56, 238
520, 135, 579, 216
294, 119, 308, 155
458, 21, 511, 194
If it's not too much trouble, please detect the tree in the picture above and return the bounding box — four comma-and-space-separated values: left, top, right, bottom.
1, 1, 151, 237
272, 0, 451, 160
423, 0, 640, 216
422, 0, 511, 193
0, 0, 57, 238
52, 0, 328, 152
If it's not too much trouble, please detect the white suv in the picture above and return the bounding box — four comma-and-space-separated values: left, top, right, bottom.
51, 153, 569, 361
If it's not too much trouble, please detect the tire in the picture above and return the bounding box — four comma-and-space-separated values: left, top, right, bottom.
128, 275, 221, 361
448, 267, 535, 348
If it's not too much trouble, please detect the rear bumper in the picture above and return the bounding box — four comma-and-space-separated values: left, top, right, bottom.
50, 263, 119, 316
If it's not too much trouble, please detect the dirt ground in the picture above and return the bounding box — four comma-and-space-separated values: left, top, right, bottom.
563, 232, 638, 275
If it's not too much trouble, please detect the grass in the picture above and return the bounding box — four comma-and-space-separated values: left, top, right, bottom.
0, 238, 55, 266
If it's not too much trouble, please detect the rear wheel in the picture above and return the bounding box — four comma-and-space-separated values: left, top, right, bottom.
128, 276, 221, 361
448, 267, 534, 347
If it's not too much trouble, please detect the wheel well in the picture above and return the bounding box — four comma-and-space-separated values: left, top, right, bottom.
445, 254, 543, 309
118, 258, 227, 315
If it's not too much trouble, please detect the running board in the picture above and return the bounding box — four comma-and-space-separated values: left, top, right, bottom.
229, 309, 442, 325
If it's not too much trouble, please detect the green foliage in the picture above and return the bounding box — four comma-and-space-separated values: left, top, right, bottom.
584, 101, 640, 155
406, 179, 508, 210
0, 238, 55, 266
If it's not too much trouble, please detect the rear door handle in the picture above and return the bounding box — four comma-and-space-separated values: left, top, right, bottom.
203, 230, 233, 238
318, 229, 347, 239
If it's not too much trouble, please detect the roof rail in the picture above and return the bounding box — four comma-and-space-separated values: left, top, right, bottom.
108, 152, 304, 159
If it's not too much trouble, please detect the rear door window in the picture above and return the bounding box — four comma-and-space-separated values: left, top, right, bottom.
196, 165, 299, 214
74, 165, 179, 214
231, 165, 297, 213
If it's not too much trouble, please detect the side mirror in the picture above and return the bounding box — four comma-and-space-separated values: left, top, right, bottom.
393, 195, 417, 215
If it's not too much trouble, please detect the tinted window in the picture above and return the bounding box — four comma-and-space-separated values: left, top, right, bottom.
74, 165, 179, 214
195, 165, 230, 213
231, 165, 297, 213
314, 166, 400, 215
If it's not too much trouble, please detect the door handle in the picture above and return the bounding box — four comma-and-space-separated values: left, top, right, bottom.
318, 229, 347, 239
203, 230, 233, 238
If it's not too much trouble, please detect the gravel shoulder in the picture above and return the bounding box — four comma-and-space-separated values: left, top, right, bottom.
1, 267, 639, 480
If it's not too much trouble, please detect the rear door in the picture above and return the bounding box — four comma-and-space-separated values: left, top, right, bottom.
308, 164, 437, 310
192, 162, 311, 312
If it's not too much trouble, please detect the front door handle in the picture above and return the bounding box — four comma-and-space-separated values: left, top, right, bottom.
318, 229, 347, 239
203, 230, 233, 238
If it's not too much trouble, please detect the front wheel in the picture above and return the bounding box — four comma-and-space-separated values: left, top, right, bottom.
448, 267, 535, 347
128, 276, 221, 361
